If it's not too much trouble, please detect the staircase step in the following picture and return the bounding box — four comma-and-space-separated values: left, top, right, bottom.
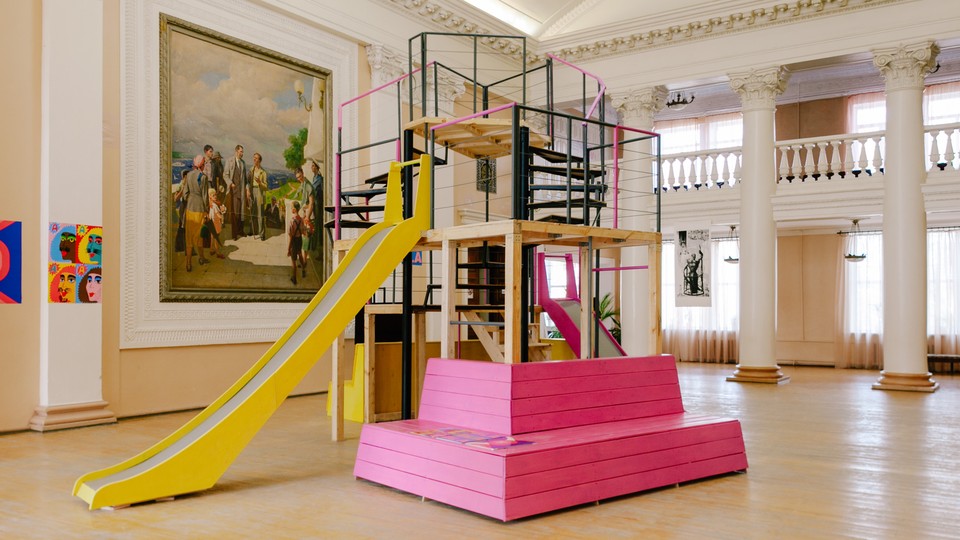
534, 214, 586, 225
325, 204, 385, 215
456, 261, 506, 269
528, 146, 584, 164
324, 219, 374, 229
527, 198, 607, 210
364, 172, 389, 186
341, 187, 386, 199
411, 147, 447, 166
529, 183, 607, 193
529, 164, 605, 180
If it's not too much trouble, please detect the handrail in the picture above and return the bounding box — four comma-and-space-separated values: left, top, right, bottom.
546, 53, 606, 121
335, 61, 434, 239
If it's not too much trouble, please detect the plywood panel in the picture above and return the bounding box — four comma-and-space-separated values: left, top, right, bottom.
777, 234, 804, 342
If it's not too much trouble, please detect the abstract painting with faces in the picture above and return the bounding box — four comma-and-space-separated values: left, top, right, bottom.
0, 221, 22, 304
48, 222, 102, 303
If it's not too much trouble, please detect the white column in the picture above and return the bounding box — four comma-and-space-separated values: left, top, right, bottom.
365, 44, 407, 179
31, 0, 115, 431
613, 86, 667, 356
727, 66, 790, 384
873, 42, 939, 392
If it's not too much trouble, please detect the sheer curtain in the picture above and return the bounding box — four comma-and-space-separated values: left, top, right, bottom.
662, 239, 739, 363
927, 229, 960, 355
835, 233, 884, 369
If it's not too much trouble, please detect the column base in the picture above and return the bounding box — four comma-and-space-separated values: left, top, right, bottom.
872, 371, 939, 393
29, 400, 117, 432
726, 365, 790, 384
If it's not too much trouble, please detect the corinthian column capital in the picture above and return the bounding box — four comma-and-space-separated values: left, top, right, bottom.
612, 86, 668, 128
728, 66, 790, 111
873, 41, 940, 93
365, 43, 407, 87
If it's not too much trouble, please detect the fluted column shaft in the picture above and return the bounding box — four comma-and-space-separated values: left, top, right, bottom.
613, 87, 667, 356
727, 66, 790, 384
873, 41, 939, 392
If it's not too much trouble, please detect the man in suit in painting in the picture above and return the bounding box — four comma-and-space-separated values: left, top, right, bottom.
223, 144, 247, 240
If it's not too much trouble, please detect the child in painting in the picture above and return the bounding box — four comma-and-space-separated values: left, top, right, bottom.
208, 188, 226, 259
287, 201, 306, 285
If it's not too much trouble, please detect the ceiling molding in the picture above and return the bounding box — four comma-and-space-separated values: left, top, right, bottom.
533, 0, 904, 63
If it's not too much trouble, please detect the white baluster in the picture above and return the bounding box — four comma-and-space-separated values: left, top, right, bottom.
777, 146, 789, 183
928, 130, 942, 171
945, 129, 957, 171
842, 139, 855, 179
828, 140, 841, 179
732, 153, 742, 186
659, 159, 670, 192
709, 153, 720, 188
855, 138, 868, 176
871, 137, 883, 174
814, 141, 828, 180
721, 152, 732, 186
802, 143, 816, 181
682, 157, 692, 190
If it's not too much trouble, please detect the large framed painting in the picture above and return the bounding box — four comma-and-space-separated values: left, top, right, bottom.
159, 14, 330, 302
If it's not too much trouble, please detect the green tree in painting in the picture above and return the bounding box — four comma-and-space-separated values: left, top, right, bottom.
283, 127, 308, 171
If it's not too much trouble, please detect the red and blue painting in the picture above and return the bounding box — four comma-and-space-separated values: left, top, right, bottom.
0, 220, 22, 304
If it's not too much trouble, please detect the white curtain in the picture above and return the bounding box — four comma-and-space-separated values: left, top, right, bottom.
662, 239, 739, 363
847, 92, 886, 133
923, 81, 960, 125
927, 229, 960, 355
835, 233, 884, 369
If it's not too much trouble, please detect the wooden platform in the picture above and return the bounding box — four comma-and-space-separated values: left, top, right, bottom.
404, 117, 551, 160
354, 355, 747, 521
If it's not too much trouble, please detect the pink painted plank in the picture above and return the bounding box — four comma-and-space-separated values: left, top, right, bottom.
675, 453, 749, 482
359, 424, 504, 475
503, 437, 745, 499
505, 421, 744, 475
356, 443, 504, 497
417, 403, 513, 434
354, 460, 507, 521
425, 358, 512, 382
512, 398, 685, 434
420, 388, 512, 417
421, 374, 512, 400
511, 384, 681, 416
508, 355, 677, 382
511, 369, 679, 399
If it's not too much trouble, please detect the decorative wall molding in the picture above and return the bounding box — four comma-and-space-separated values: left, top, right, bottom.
29, 401, 116, 432
120, 0, 358, 348
379, 0, 902, 64
612, 86, 668, 127
366, 43, 408, 86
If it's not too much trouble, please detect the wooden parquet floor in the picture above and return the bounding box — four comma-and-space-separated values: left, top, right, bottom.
2, 363, 959, 539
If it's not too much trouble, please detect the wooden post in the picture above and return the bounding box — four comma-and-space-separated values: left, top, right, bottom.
649, 241, 663, 354
363, 310, 375, 424
331, 247, 345, 441
504, 230, 522, 363
413, 310, 427, 417
579, 242, 592, 359
440, 239, 458, 358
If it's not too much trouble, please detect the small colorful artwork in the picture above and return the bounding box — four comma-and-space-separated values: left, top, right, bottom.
409, 427, 533, 449
0, 220, 23, 304
48, 222, 103, 304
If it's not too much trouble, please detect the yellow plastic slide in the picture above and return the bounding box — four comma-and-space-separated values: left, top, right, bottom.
74, 156, 431, 510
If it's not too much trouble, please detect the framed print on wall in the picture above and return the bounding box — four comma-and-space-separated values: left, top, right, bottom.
159, 14, 330, 302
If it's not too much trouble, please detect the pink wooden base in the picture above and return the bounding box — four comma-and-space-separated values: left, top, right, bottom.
353, 356, 748, 521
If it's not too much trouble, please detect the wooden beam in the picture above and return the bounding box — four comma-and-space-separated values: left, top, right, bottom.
462, 311, 505, 363
331, 248, 345, 442
579, 243, 592, 360
504, 231, 522, 364
440, 239, 458, 358
649, 241, 663, 355
413, 310, 427, 416
363, 310, 375, 424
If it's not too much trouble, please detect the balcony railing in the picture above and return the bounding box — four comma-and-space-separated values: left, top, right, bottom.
658, 122, 960, 193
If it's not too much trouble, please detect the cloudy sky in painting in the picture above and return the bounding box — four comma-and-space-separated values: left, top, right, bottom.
170, 31, 317, 171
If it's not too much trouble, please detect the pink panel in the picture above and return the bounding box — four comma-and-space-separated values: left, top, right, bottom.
359, 424, 504, 474
354, 460, 507, 521
417, 404, 513, 434
419, 388, 512, 416
511, 370, 679, 399
512, 398, 685, 434
505, 421, 744, 475
421, 374, 512, 400
426, 358, 512, 382
508, 354, 676, 381
511, 384, 680, 416
357, 443, 504, 497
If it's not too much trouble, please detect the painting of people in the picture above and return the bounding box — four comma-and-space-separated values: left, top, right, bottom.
675, 229, 711, 307
160, 16, 330, 302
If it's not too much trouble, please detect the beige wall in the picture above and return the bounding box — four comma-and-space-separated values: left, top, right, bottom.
776, 97, 848, 140
776, 232, 840, 365
0, 2, 41, 432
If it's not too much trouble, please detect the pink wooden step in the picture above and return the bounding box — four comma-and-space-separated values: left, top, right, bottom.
354, 355, 749, 521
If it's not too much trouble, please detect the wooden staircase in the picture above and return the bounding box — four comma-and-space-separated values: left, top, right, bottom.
525, 145, 609, 226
